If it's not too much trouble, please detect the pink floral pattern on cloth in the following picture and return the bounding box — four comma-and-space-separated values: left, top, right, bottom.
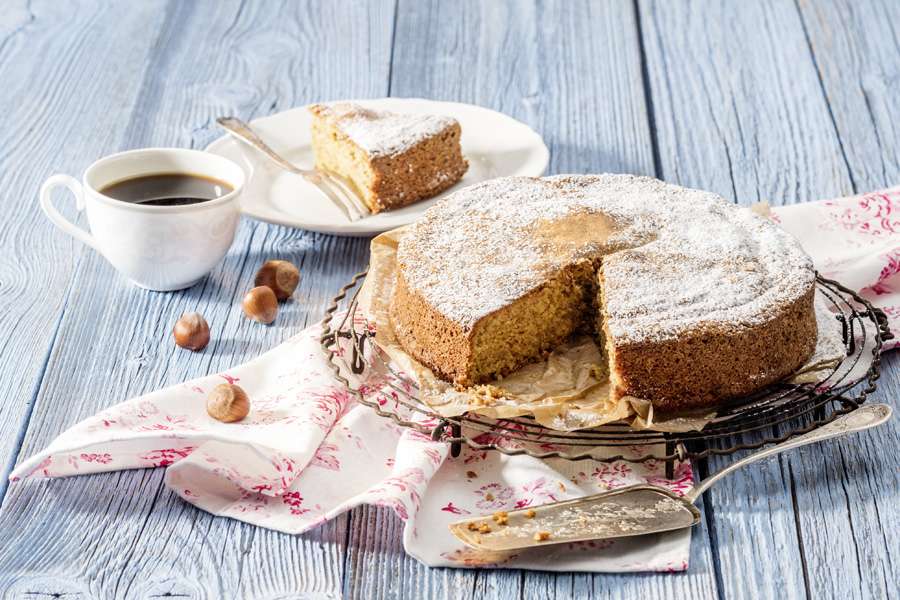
773, 185, 900, 350
9, 187, 898, 573
7, 322, 691, 573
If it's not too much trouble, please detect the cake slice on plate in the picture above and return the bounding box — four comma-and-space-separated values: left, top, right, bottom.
308, 102, 468, 214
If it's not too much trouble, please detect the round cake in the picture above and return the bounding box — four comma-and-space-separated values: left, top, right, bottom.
390, 174, 818, 412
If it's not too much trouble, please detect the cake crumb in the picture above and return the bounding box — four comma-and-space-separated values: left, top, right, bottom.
525, 509, 536, 519
485, 493, 494, 501
492, 511, 508, 525
478, 523, 492, 534
589, 363, 609, 380
466, 470, 477, 479
468, 384, 505, 407
466, 522, 479, 531
534, 531, 551, 542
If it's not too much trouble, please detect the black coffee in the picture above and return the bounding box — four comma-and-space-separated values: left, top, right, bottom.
100, 173, 233, 207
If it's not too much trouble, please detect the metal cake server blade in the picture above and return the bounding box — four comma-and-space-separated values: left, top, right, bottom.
450, 403, 892, 552
449, 484, 699, 551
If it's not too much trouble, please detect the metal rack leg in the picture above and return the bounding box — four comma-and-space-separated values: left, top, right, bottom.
665, 437, 675, 479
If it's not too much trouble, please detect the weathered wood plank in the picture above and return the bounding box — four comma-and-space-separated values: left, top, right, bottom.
0, 0, 393, 597
786, 3, 900, 597
638, 0, 853, 204
341, 506, 479, 599
637, 1, 899, 598
0, 0, 168, 499
796, 0, 900, 193
786, 361, 900, 600
1, 0, 897, 597
346, 1, 721, 598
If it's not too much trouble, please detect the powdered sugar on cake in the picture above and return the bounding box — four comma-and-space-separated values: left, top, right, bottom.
396, 174, 815, 344
312, 102, 458, 158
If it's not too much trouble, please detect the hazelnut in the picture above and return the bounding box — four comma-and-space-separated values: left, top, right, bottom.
254, 260, 300, 301
207, 383, 250, 423
173, 312, 210, 351
243, 286, 278, 324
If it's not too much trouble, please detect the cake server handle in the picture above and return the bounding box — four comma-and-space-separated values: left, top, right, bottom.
684, 403, 891, 502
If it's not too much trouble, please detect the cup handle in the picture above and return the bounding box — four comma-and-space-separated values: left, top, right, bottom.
39, 174, 100, 251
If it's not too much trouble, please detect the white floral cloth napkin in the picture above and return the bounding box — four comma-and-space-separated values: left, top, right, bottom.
10, 186, 899, 572
773, 186, 900, 350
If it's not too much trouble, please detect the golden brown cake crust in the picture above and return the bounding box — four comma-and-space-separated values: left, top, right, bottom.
390, 174, 818, 410
390, 268, 473, 382
608, 286, 818, 412
368, 121, 468, 211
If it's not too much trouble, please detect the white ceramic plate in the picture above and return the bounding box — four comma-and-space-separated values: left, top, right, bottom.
206, 98, 550, 236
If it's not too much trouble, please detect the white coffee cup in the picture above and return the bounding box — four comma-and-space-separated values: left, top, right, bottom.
40, 148, 246, 291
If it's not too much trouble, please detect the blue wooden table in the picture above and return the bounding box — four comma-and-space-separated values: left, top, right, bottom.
1, 1, 898, 598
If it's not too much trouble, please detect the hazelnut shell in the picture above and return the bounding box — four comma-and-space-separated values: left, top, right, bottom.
173, 312, 210, 351
243, 286, 278, 324
207, 383, 250, 423
255, 260, 300, 301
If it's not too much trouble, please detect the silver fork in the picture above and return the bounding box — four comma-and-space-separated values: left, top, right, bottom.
216, 116, 370, 222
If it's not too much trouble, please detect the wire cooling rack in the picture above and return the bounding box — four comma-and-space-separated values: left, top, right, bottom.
320, 272, 890, 477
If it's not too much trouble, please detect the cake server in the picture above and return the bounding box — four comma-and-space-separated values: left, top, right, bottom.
216, 116, 370, 221
449, 403, 891, 552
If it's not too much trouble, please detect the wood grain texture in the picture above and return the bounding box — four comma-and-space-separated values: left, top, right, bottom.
787, 2, 900, 597
638, 0, 853, 204
795, 0, 900, 193
0, 0, 169, 501
637, 1, 899, 598
0, 0, 897, 598
0, 0, 392, 597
